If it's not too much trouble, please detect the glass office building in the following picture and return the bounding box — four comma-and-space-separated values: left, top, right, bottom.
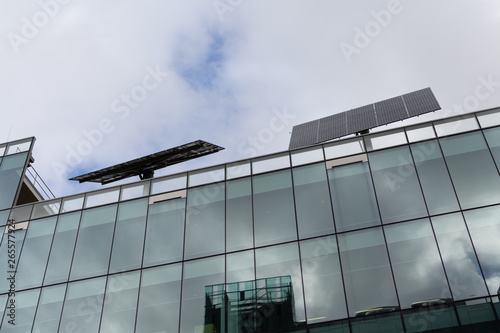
1, 108, 500, 332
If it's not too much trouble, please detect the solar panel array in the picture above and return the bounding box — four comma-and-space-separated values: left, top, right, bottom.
289, 87, 440, 149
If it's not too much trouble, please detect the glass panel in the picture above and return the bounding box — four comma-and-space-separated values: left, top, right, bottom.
338, 228, 398, 317
434, 115, 479, 137
324, 138, 364, 160
0, 145, 5, 156
406, 124, 436, 143
143, 197, 185, 267
410, 140, 460, 215
1, 288, 40, 332
432, 213, 489, 300
16, 216, 57, 290
369, 146, 427, 223
8, 205, 32, 223
328, 162, 380, 232
109, 198, 148, 273
6, 139, 32, 155
136, 264, 182, 333
0, 294, 8, 328
70, 204, 117, 280
0, 209, 9, 227
226, 161, 251, 179
44, 212, 80, 285
180, 256, 225, 333
477, 107, 500, 128
464, 206, 500, 295
350, 313, 404, 333
385, 219, 450, 309
255, 243, 306, 326
484, 127, 500, 167
32, 284, 66, 333
293, 163, 334, 238
0, 229, 26, 294
100, 271, 140, 333
300, 236, 347, 322
151, 174, 187, 194
456, 298, 499, 332
253, 169, 297, 247
227, 250, 255, 283
440, 132, 500, 209
59, 277, 106, 333
61, 195, 84, 213
32, 199, 61, 219
0, 152, 28, 209
291, 147, 324, 166
309, 320, 350, 333
252, 153, 290, 174
85, 188, 120, 208
120, 181, 150, 201
185, 183, 225, 259
226, 178, 253, 252
402, 304, 460, 333
365, 129, 407, 151
189, 167, 225, 187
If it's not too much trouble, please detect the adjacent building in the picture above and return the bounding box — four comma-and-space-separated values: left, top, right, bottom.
1, 107, 500, 332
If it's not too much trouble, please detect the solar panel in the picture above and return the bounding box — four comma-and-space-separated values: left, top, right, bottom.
288, 88, 440, 149
70, 140, 224, 185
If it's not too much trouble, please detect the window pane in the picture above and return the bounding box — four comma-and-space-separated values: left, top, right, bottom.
255, 243, 306, 325
253, 170, 297, 247
120, 182, 150, 201
85, 188, 119, 208
324, 138, 364, 159
16, 216, 57, 290
143, 198, 185, 267
293, 163, 334, 238
365, 129, 407, 151
226, 161, 251, 180
440, 132, 500, 209
0, 229, 26, 294
410, 140, 459, 215
328, 162, 380, 232
464, 206, 500, 295
406, 124, 436, 143
432, 213, 489, 300
32, 284, 66, 332
385, 219, 450, 308
180, 256, 225, 333
403, 304, 460, 333
227, 250, 255, 283
0, 152, 28, 210
100, 271, 140, 333
151, 174, 187, 194
300, 236, 347, 322
456, 298, 499, 332
185, 183, 225, 259
350, 313, 404, 333
70, 204, 117, 280
0, 295, 7, 327
44, 212, 80, 285
338, 228, 398, 316
136, 264, 182, 333
369, 146, 427, 223
252, 153, 290, 174
109, 198, 148, 273
484, 126, 500, 166
59, 277, 106, 333
1, 288, 40, 332
434, 115, 479, 136
226, 178, 253, 252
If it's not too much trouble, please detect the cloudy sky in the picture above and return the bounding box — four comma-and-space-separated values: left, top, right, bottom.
1, 0, 500, 197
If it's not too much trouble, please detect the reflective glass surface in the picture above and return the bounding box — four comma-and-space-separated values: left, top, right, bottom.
109, 198, 148, 273
0, 152, 28, 210
226, 178, 253, 252
369, 146, 427, 223
253, 170, 297, 247
0, 228, 26, 294
185, 183, 225, 259
338, 228, 398, 317
456, 298, 500, 332
385, 219, 450, 308
70, 204, 117, 280
328, 162, 380, 232
136, 264, 182, 333
410, 140, 459, 215
31, 284, 66, 333
144, 197, 185, 267
440, 132, 500, 209
1, 288, 40, 332
403, 304, 460, 332
293, 163, 335, 238
484, 126, 500, 166
227, 250, 255, 283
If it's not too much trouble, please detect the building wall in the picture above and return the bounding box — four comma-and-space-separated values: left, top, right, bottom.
1, 110, 500, 332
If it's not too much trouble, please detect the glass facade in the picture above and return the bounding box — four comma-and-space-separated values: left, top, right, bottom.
1, 109, 500, 332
